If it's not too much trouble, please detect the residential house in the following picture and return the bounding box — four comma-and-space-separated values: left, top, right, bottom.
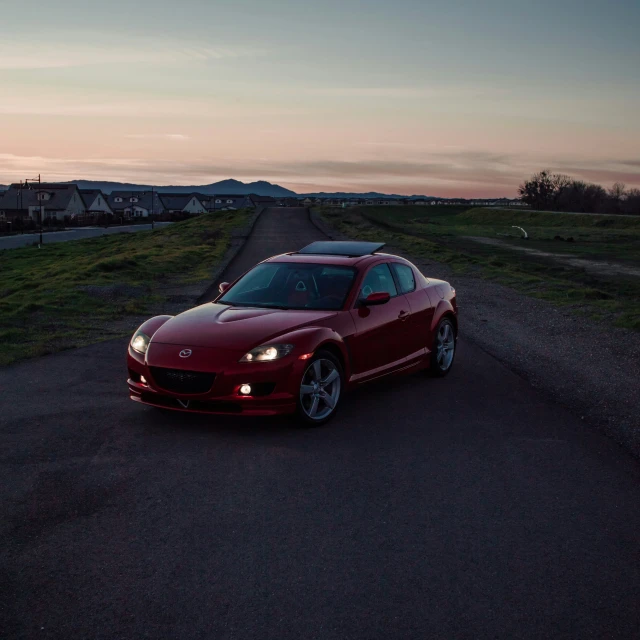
107, 191, 165, 219
80, 190, 113, 216
159, 193, 206, 215
207, 195, 255, 211
0, 183, 85, 221
248, 195, 277, 208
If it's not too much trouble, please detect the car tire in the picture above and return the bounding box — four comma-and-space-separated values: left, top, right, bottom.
296, 350, 344, 426
429, 317, 456, 377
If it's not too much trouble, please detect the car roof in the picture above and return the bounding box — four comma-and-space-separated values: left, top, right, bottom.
260, 240, 413, 268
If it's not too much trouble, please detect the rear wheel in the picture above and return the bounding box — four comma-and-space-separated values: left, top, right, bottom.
296, 350, 343, 426
430, 318, 456, 377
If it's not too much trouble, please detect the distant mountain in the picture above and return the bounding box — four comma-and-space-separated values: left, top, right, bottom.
60, 179, 296, 197
300, 191, 437, 199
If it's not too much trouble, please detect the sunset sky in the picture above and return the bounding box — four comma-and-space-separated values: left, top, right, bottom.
1, 0, 639, 197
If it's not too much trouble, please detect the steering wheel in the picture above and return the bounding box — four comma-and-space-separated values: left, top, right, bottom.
361, 285, 373, 298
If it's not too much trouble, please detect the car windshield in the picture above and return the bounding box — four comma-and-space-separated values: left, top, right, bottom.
219, 262, 356, 310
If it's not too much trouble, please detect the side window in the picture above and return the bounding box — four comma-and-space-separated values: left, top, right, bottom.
359, 264, 397, 299
392, 263, 416, 294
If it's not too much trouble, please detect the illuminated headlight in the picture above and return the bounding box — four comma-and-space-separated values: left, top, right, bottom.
130, 330, 150, 355
239, 344, 294, 362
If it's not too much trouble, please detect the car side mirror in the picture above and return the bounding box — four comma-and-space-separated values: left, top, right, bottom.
361, 291, 391, 306
218, 282, 230, 294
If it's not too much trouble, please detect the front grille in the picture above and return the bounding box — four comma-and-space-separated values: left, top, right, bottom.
150, 367, 216, 394
141, 393, 241, 413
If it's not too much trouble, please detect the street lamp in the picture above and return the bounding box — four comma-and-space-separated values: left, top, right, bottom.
18, 180, 24, 234
24, 174, 43, 246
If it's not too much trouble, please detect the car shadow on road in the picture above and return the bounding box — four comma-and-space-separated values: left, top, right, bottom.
134, 368, 450, 445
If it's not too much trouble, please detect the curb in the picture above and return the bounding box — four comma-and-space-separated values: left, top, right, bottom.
195, 206, 266, 303
307, 208, 351, 241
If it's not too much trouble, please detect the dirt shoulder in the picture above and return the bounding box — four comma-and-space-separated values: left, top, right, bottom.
311, 209, 640, 457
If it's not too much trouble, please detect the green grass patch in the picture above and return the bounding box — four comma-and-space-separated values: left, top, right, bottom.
0, 211, 249, 366
317, 206, 640, 330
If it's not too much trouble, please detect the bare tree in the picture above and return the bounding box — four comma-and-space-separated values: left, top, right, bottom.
520, 171, 634, 214
622, 188, 640, 215
607, 182, 627, 213
519, 171, 573, 210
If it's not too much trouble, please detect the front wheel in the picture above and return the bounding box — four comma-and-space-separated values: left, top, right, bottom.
430, 318, 456, 377
296, 350, 343, 426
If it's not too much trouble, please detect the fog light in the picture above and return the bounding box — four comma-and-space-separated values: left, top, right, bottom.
140, 375, 147, 384
239, 384, 252, 396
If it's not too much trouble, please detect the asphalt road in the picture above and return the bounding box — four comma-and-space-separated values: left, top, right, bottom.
0, 222, 172, 250
2, 208, 639, 640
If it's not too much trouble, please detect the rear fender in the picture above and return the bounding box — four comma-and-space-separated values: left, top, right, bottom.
430, 301, 457, 336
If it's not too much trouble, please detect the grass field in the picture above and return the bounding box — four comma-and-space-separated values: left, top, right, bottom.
317, 205, 640, 330
0, 210, 250, 366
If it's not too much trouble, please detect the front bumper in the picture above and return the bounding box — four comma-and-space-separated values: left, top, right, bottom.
127, 345, 303, 416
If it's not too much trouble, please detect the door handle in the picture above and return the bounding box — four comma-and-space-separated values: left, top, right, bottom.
398, 310, 410, 321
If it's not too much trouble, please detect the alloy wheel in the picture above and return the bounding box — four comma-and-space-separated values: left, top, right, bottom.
299, 358, 341, 421
435, 321, 455, 372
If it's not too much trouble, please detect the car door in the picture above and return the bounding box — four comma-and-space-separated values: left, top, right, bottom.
390, 261, 434, 362
348, 262, 412, 378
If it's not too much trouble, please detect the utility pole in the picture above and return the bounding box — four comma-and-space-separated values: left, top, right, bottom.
18, 180, 24, 234
151, 186, 155, 230
25, 174, 43, 246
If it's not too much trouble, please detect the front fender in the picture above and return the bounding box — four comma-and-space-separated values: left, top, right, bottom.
138, 315, 173, 338
270, 326, 351, 380
128, 315, 173, 362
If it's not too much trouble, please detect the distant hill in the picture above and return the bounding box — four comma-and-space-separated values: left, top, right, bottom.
300, 191, 436, 199
59, 179, 296, 197
0, 179, 443, 200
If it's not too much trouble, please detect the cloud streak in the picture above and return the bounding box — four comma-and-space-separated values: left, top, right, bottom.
0, 36, 266, 70
125, 134, 190, 141
0, 94, 300, 119
304, 86, 508, 99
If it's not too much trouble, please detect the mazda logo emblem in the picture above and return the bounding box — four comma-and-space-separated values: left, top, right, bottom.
179, 349, 192, 358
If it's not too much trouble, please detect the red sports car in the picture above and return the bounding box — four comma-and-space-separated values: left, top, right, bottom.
127, 241, 458, 425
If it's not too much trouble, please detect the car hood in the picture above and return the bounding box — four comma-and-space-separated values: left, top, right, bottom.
150, 303, 337, 349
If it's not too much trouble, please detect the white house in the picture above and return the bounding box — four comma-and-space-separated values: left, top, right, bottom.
80, 189, 113, 216
159, 193, 207, 214
29, 184, 86, 221
107, 191, 166, 218
209, 195, 254, 211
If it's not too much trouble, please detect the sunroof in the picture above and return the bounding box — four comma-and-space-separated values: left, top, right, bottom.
298, 241, 386, 257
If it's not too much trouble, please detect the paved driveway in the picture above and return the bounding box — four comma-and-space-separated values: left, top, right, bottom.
2, 208, 639, 639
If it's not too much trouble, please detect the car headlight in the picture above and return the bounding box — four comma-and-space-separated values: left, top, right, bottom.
240, 344, 294, 362
130, 330, 150, 355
